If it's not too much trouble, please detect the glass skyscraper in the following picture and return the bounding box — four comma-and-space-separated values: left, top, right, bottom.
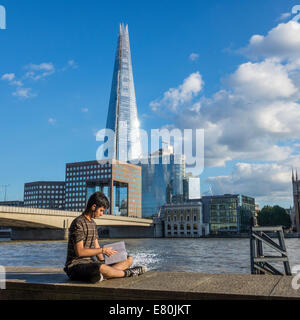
139, 149, 186, 217
105, 24, 142, 162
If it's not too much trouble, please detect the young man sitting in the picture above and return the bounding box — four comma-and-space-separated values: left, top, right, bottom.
64, 192, 147, 283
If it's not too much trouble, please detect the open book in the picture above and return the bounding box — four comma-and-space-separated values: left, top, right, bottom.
103, 241, 128, 265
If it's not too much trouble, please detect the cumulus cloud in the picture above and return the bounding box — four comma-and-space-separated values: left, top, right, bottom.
240, 21, 300, 61
150, 72, 204, 112
226, 59, 298, 100
206, 162, 293, 204
150, 20, 300, 172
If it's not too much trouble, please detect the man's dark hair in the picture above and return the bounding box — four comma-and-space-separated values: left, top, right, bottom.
84, 192, 110, 213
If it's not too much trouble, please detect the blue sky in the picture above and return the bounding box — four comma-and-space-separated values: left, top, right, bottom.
0, 0, 299, 209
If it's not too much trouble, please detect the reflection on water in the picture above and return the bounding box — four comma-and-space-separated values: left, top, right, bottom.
0, 238, 300, 274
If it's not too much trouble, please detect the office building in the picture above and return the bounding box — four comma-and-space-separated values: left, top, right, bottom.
183, 174, 201, 202
162, 201, 209, 237
138, 147, 186, 217
105, 24, 142, 162
23, 181, 65, 210
65, 160, 141, 217
202, 194, 255, 234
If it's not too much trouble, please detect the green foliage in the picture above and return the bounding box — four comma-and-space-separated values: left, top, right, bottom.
257, 205, 292, 229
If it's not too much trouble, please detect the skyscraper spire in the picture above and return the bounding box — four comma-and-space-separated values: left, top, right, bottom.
105, 24, 142, 162
293, 168, 295, 182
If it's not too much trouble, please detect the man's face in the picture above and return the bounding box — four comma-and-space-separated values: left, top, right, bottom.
93, 206, 106, 218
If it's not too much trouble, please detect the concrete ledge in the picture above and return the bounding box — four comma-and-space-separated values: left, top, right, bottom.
0, 267, 299, 300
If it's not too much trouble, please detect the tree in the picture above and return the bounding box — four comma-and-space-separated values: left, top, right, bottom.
257, 205, 292, 229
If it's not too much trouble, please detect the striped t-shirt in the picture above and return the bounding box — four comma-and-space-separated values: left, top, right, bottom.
65, 214, 99, 267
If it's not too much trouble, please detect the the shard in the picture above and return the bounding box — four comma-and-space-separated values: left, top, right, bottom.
105, 24, 142, 162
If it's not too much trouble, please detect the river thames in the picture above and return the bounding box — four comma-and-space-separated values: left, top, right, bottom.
1, 238, 300, 274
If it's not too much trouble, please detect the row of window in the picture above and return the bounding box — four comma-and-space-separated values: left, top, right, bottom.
24, 195, 64, 200
24, 190, 64, 195
67, 169, 111, 176
166, 231, 200, 236
66, 187, 85, 192
67, 164, 111, 171
167, 224, 199, 230
25, 200, 64, 204
167, 215, 198, 222
66, 198, 85, 202
66, 182, 85, 187
66, 175, 111, 182
25, 185, 64, 190
166, 208, 200, 215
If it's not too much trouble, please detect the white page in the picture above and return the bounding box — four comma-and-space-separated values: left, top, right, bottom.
103, 241, 128, 265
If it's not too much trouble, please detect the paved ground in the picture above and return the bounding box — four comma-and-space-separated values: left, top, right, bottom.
0, 266, 299, 300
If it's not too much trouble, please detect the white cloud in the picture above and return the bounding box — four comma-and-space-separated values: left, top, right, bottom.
150, 72, 204, 112
227, 59, 298, 100
27, 63, 55, 71
277, 12, 291, 21
1, 73, 23, 87
12, 87, 35, 99
189, 53, 199, 61
1, 73, 15, 81
81, 108, 89, 113
3, 60, 77, 100
25, 62, 55, 81
206, 162, 293, 205
240, 21, 300, 61
150, 20, 300, 170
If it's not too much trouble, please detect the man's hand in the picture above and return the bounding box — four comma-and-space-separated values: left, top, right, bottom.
103, 247, 117, 257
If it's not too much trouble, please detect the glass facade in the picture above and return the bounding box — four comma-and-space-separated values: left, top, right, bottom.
202, 194, 255, 234
183, 176, 201, 201
86, 182, 128, 216
138, 152, 186, 217
105, 24, 142, 162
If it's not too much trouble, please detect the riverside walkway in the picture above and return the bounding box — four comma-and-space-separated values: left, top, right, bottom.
0, 266, 299, 300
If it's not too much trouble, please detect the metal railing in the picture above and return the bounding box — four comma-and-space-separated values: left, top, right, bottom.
250, 225, 291, 275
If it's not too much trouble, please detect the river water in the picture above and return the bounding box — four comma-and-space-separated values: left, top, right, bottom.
0, 238, 300, 274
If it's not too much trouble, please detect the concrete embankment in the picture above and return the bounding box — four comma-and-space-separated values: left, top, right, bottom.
0, 267, 299, 300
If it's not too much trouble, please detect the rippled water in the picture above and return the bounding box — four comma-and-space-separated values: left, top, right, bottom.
0, 238, 300, 274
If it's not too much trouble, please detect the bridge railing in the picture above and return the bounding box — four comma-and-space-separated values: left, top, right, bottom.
0, 206, 153, 224
0, 205, 80, 217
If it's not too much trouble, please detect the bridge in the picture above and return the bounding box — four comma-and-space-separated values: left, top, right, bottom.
0, 206, 157, 240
